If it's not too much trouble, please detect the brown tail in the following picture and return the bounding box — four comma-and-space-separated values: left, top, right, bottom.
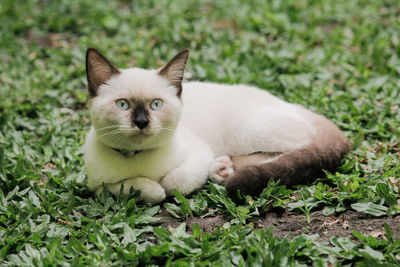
225, 113, 352, 196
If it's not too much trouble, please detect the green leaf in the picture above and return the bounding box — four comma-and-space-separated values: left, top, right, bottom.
322, 206, 335, 216
144, 206, 160, 217
330, 237, 358, 251
192, 224, 202, 239
0, 146, 5, 182
359, 246, 384, 260
121, 224, 137, 247
384, 222, 394, 242
164, 203, 182, 218
385, 194, 398, 207
47, 224, 68, 239
132, 213, 160, 225
153, 227, 170, 240
171, 223, 189, 238
351, 201, 388, 216
376, 183, 390, 197
173, 189, 193, 217
28, 191, 41, 208
125, 198, 137, 217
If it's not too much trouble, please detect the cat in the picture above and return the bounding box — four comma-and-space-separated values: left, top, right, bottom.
84, 48, 215, 204
84, 48, 351, 202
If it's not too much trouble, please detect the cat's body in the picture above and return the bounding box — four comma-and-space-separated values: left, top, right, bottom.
181, 81, 350, 195
84, 48, 351, 202
181, 82, 316, 155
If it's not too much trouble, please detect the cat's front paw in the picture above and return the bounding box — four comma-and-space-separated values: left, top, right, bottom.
160, 165, 208, 196
96, 178, 166, 204
209, 155, 234, 184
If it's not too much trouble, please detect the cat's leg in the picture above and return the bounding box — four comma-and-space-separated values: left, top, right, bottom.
96, 177, 166, 204
209, 155, 235, 184
160, 146, 214, 196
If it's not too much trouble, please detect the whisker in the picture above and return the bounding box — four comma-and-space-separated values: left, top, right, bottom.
95, 124, 133, 132
98, 129, 121, 139
95, 125, 120, 132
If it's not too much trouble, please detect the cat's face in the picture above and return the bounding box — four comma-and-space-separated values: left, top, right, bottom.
86, 48, 189, 151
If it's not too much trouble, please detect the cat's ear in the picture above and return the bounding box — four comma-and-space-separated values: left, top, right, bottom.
86, 48, 120, 97
158, 49, 189, 97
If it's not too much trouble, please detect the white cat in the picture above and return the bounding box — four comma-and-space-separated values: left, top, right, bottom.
84, 48, 351, 202
84, 48, 214, 203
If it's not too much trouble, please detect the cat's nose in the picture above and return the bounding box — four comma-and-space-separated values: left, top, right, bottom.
133, 116, 149, 130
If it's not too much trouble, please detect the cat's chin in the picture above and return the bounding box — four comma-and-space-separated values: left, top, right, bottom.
98, 130, 174, 151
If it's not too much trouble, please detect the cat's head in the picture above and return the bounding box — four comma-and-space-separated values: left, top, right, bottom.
85, 48, 189, 151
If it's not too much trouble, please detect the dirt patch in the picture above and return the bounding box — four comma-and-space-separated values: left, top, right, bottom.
252, 210, 400, 242
158, 210, 227, 233
158, 209, 400, 242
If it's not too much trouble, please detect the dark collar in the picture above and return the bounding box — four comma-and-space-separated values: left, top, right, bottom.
113, 148, 143, 158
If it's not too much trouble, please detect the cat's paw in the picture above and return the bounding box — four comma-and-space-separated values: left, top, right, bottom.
140, 185, 166, 204
160, 165, 209, 196
97, 178, 166, 204
209, 155, 234, 184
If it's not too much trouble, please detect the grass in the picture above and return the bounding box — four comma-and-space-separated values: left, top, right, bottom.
1, 0, 400, 265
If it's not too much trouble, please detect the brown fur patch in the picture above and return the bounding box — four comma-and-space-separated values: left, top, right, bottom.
86, 48, 120, 97
158, 49, 189, 97
225, 112, 352, 197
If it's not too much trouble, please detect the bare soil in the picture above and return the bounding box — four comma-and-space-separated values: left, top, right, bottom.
158, 210, 400, 242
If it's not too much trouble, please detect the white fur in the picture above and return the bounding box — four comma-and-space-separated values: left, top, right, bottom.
85, 125, 213, 203
181, 82, 317, 156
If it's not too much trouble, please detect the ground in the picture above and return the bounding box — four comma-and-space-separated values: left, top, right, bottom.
160, 209, 400, 243
0, 0, 400, 265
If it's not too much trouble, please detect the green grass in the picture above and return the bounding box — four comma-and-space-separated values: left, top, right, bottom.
1, 0, 400, 265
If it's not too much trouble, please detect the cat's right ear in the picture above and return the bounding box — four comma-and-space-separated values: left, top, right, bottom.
158, 49, 189, 97
86, 48, 120, 97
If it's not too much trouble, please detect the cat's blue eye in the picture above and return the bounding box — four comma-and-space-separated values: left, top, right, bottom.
116, 99, 130, 110
150, 99, 163, 110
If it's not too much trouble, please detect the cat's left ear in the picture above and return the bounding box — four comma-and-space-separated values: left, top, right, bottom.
158, 49, 189, 97
86, 48, 120, 97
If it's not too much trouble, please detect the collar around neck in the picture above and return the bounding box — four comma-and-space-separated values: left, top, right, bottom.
113, 148, 143, 158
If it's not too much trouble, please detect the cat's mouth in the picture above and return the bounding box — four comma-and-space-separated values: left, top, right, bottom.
129, 129, 154, 138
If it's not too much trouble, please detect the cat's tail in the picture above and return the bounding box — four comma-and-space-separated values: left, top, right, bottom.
225, 112, 351, 197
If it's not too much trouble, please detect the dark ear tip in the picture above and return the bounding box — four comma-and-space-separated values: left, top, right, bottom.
86, 47, 99, 57
181, 48, 190, 55
178, 49, 190, 63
